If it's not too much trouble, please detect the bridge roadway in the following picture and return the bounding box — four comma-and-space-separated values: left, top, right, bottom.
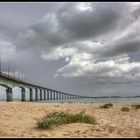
0, 72, 87, 102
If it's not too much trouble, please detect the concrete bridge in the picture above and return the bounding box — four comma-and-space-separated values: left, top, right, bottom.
0, 72, 87, 102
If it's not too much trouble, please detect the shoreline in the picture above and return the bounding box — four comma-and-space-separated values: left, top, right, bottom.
0, 102, 140, 137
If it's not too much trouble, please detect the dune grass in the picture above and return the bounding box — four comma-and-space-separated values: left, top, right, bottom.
36, 110, 96, 129
99, 103, 113, 109
121, 107, 130, 112
131, 104, 140, 110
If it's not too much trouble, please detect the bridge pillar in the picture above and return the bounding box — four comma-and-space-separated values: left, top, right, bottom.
50, 90, 52, 100
44, 90, 46, 100
29, 88, 33, 101
58, 93, 61, 99
35, 89, 38, 101
21, 88, 26, 101
6, 87, 13, 102
56, 92, 58, 99
47, 90, 49, 100
55, 92, 57, 100
53, 91, 55, 100
40, 89, 42, 100
61, 93, 63, 99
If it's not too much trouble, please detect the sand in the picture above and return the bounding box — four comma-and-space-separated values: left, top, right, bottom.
0, 102, 140, 138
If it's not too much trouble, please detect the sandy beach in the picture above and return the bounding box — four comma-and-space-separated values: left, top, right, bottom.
0, 102, 140, 138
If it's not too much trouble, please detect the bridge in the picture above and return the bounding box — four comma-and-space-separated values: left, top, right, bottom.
0, 72, 89, 102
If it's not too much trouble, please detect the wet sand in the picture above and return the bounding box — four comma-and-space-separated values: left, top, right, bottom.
0, 102, 140, 138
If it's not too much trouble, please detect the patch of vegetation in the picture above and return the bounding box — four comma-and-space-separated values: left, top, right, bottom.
36, 110, 96, 129
131, 104, 140, 109
121, 107, 130, 112
99, 103, 113, 109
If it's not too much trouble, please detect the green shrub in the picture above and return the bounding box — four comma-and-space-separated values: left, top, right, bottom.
121, 107, 130, 112
36, 110, 96, 129
131, 104, 140, 109
99, 103, 113, 109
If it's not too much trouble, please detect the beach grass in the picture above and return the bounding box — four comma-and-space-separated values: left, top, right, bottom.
99, 103, 113, 109
121, 107, 130, 112
36, 110, 96, 129
131, 104, 140, 109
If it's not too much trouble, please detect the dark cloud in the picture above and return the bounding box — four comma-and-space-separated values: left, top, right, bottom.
57, 3, 127, 40
1, 2, 140, 98
101, 37, 140, 59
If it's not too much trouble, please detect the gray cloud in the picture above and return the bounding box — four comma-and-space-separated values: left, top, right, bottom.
1, 2, 140, 98
57, 3, 127, 40
100, 34, 140, 60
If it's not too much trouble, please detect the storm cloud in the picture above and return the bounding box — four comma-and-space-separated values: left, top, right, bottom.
0, 2, 140, 97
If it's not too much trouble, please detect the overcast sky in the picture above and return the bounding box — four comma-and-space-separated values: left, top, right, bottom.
0, 2, 140, 99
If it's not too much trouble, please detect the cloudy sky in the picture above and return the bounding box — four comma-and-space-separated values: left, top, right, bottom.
0, 2, 140, 99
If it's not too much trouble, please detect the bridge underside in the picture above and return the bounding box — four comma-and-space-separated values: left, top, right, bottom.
0, 75, 86, 102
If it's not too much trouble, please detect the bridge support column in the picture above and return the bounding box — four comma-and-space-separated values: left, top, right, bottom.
21, 88, 26, 101
6, 87, 13, 102
56, 92, 58, 99
67, 94, 68, 99
29, 88, 33, 101
53, 91, 55, 100
40, 89, 42, 100
35, 89, 38, 101
50, 90, 52, 100
59, 93, 61, 99
44, 90, 46, 100
47, 90, 49, 100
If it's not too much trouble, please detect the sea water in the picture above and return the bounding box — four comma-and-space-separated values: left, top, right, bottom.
1, 97, 140, 103
33, 97, 140, 104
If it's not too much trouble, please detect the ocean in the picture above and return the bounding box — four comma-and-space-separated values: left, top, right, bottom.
1, 97, 140, 103
33, 97, 140, 104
